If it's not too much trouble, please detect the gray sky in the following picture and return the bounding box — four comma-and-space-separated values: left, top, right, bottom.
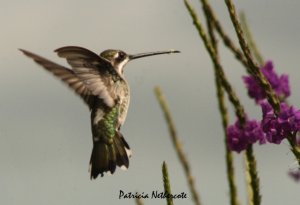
1, 0, 300, 205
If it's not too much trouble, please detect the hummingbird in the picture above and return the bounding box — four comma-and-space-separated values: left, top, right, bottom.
20, 46, 179, 179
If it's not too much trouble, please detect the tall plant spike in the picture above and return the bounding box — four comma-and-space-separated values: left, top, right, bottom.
154, 86, 201, 205
162, 161, 173, 205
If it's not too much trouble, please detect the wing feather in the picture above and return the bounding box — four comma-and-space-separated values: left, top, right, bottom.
20, 49, 94, 109
55, 46, 118, 107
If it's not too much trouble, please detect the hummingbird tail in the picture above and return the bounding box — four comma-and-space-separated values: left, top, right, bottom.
89, 132, 131, 179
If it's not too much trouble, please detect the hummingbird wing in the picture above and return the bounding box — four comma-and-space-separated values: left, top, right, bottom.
20, 49, 94, 109
55, 46, 117, 108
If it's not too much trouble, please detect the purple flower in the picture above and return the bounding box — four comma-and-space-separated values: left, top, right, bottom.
261, 101, 300, 144
226, 119, 265, 153
243, 61, 290, 103
288, 169, 300, 182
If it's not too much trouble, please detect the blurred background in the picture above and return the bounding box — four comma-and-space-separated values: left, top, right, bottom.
1, 0, 300, 204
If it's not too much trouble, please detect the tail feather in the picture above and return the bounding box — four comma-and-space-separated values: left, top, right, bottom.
107, 144, 117, 175
119, 133, 132, 158
89, 132, 131, 179
89, 143, 111, 179
113, 133, 129, 168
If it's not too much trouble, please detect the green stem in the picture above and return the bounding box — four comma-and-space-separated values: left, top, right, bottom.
154, 87, 201, 205
199, 0, 249, 69
245, 145, 261, 205
200, 0, 218, 50
216, 74, 241, 205
162, 161, 173, 205
287, 133, 300, 167
224, 0, 280, 113
134, 198, 144, 205
199, 1, 240, 204
244, 154, 252, 205
239, 12, 264, 66
184, 0, 246, 125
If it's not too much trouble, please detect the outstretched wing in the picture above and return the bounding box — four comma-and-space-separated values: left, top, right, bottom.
55, 46, 118, 108
20, 49, 94, 109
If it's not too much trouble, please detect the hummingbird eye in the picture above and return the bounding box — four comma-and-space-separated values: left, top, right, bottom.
117, 51, 126, 61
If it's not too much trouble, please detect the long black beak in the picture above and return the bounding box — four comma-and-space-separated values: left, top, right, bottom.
129, 50, 180, 60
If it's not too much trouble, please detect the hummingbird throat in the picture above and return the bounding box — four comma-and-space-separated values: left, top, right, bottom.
116, 58, 129, 75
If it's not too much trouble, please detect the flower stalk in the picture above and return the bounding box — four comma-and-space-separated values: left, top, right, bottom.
239, 12, 264, 66
224, 0, 280, 113
184, 0, 246, 125
200, 1, 240, 204
154, 86, 201, 205
162, 161, 173, 205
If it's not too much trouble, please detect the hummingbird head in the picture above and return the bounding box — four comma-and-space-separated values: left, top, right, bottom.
100, 49, 130, 75
100, 49, 180, 75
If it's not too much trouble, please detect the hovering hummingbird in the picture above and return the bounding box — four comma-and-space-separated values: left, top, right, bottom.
20, 46, 179, 179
